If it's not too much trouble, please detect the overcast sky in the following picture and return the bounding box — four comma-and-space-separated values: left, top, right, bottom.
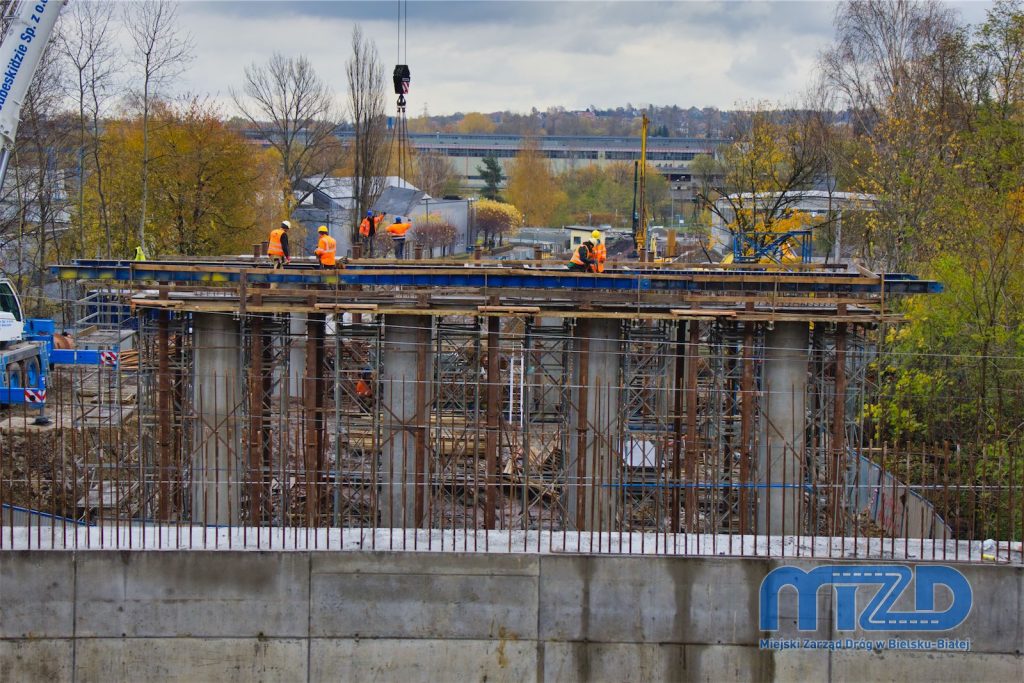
165, 0, 995, 116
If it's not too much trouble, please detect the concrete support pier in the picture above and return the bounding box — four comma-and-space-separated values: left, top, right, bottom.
288, 313, 306, 399
381, 315, 433, 527
567, 319, 621, 531
191, 312, 242, 525
758, 322, 808, 535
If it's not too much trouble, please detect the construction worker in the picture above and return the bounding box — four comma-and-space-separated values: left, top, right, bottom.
358, 211, 374, 256
590, 230, 606, 273
314, 225, 337, 268
268, 220, 291, 268
568, 240, 596, 272
386, 215, 412, 259
355, 369, 374, 410
133, 245, 147, 261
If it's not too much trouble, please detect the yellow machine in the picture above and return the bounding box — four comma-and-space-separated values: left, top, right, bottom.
632, 114, 649, 255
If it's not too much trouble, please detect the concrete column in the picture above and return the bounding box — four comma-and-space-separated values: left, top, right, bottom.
757, 322, 808, 535
192, 312, 242, 525
381, 315, 432, 528
288, 313, 306, 398
567, 319, 621, 531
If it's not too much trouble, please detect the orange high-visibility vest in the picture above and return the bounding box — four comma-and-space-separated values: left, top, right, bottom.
355, 379, 372, 398
267, 228, 286, 256
316, 234, 337, 266
387, 221, 411, 238
592, 242, 607, 272
359, 218, 372, 237
373, 214, 385, 230
569, 243, 590, 266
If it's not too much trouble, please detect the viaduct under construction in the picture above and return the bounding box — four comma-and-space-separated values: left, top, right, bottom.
42, 255, 940, 540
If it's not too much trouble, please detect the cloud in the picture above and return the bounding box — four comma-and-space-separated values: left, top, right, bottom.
111, 0, 991, 116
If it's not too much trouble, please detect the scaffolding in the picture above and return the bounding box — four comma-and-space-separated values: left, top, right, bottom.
14, 256, 951, 541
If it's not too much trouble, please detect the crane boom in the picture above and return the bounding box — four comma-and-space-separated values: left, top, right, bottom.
0, 0, 66, 185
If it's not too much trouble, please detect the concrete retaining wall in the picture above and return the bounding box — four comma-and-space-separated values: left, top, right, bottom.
1, 551, 1020, 682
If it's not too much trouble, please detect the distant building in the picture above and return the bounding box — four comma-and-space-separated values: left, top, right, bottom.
332, 132, 730, 207
373, 187, 472, 256
291, 176, 418, 257
711, 190, 877, 261
509, 227, 573, 255
292, 175, 474, 258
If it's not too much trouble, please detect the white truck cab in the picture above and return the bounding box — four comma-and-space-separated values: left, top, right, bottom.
0, 279, 25, 345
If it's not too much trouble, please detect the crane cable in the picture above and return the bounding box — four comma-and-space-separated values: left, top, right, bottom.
390, 0, 411, 189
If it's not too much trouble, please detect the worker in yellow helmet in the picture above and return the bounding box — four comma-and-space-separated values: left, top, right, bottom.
314, 225, 337, 268
590, 229, 606, 273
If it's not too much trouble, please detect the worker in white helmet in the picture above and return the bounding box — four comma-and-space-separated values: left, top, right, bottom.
268, 220, 291, 269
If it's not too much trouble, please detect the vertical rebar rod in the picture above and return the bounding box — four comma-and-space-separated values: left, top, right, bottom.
157, 311, 172, 520
485, 314, 500, 529
684, 320, 700, 530
739, 316, 755, 536
247, 315, 265, 524
830, 321, 848, 536
414, 319, 429, 527
671, 321, 685, 532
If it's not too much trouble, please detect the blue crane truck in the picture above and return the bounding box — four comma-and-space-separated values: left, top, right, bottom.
0, 278, 117, 423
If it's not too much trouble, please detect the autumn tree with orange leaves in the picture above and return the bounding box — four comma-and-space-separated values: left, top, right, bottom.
85, 98, 282, 258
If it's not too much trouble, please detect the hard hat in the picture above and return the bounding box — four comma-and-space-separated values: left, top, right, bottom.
367, 210, 373, 217
396, 216, 402, 222
318, 225, 328, 233
591, 230, 601, 239
281, 220, 291, 229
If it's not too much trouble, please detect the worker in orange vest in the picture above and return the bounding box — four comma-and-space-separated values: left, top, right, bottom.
590, 230, 606, 273
267, 220, 291, 268
568, 240, 595, 272
315, 225, 337, 268
355, 369, 374, 410
386, 216, 412, 259
358, 211, 374, 256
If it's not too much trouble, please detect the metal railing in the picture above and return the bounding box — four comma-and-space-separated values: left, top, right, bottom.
1, 357, 1020, 563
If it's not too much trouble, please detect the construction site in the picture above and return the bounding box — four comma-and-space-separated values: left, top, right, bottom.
0, 255, 941, 537
4, 254, 1022, 682
2, 1, 1024, 681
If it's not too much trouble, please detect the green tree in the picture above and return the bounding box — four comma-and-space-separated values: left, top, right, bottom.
457, 112, 496, 134
84, 98, 283, 258
506, 138, 565, 227
474, 199, 522, 248
834, 2, 1024, 541
477, 156, 505, 200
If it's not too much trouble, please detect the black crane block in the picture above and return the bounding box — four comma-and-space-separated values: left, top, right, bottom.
393, 65, 411, 95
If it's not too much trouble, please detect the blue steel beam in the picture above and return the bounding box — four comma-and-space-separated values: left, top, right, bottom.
51, 260, 942, 295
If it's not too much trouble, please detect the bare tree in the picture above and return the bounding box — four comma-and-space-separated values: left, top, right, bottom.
59, 0, 119, 258
233, 52, 342, 213
414, 150, 459, 197
411, 217, 457, 257
346, 25, 389, 240
692, 106, 834, 263
975, 0, 1024, 115
124, 0, 193, 252
0, 39, 71, 317
820, 0, 958, 135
